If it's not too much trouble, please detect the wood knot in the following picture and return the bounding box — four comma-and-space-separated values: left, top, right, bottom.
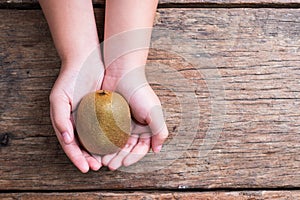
0, 133, 10, 146
172, 126, 177, 132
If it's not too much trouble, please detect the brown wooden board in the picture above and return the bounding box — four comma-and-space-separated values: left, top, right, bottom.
158, 0, 300, 4
0, 8, 300, 190
1, 191, 300, 199
1, 0, 300, 6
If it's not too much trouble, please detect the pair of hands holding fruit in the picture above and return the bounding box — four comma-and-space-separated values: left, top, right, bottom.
40, 0, 168, 172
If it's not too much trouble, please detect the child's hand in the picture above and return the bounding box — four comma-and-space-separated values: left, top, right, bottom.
49, 65, 103, 173
39, 0, 104, 172
40, 0, 160, 172
101, 72, 169, 170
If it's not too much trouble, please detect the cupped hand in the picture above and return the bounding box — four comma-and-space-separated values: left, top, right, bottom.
49, 61, 104, 173
101, 71, 169, 171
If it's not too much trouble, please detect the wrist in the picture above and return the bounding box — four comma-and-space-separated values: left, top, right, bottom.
103, 66, 148, 101
104, 49, 148, 76
60, 47, 104, 74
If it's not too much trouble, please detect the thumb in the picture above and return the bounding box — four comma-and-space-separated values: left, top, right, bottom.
146, 105, 169, 153
50, 93, 74, 144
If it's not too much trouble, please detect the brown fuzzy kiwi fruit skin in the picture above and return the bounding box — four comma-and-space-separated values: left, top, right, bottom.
76, 90, 131, 155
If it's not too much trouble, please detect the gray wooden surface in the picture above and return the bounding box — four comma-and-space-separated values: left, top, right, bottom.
1, 0, 300, 6
1, 2, 300, 200
1, 191, 300, 200
1, 8, 300, 191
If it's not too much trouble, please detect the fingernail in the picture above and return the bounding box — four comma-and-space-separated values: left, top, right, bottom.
154, 145, 162, 153
62, 132, 72, 144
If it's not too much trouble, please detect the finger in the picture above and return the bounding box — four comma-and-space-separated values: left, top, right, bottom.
151, 123, 168, 153
50, 104, 90, 173
107, 135, 138, 171
102, 153, 117, 166
91, 153, 102, 164
59, 139, 90, 173
123, 133, 151, 167
146, 105, 169, 153
50, 94, 74, 144
83, 151, 102, 171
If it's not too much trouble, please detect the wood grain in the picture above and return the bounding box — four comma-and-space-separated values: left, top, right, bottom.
1, 191, 300, 200
1, 8, 300, 190
158, 0, 300, 5
1, 0, 300, 6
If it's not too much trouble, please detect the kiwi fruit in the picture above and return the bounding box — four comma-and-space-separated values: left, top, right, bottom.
75, 90, 131, 155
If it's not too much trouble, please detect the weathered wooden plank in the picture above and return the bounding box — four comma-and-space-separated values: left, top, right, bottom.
1, 191, 300, 199
0, 0, 300, 6
159, 0, 300, 4
1, 8, 300, 190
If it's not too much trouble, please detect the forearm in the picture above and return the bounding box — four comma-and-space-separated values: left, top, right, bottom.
39, 0, 100, 68
104, 0, 158, 75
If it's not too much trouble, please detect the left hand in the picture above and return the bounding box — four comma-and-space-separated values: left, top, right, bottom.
101, 73, 169, 170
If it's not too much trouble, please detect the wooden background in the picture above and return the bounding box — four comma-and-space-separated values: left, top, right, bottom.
1, 0, 300, 199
